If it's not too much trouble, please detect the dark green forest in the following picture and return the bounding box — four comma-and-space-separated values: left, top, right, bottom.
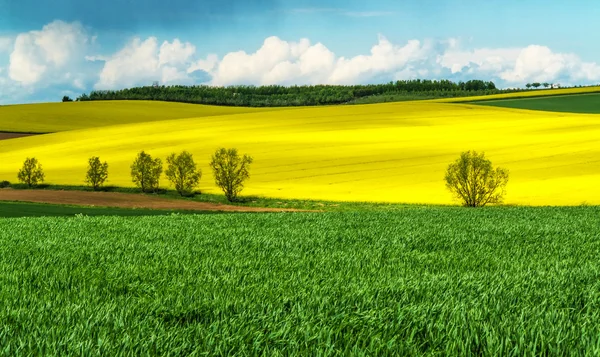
76, 79, 522, 107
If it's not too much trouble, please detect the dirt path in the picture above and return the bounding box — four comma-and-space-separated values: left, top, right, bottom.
0, 189, 304, 212
0, 132, 38, 140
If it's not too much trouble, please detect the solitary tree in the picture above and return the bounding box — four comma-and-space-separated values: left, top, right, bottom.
543, 82, 550, 88
17, 157, 45, 188
444, 151, 509, 207
130, 151, 163, 193
85, 156, 108, 191
165, 150, 202, 196
525, 83, 532, 89
531, 82, 541, 89
210, 148, 253, 202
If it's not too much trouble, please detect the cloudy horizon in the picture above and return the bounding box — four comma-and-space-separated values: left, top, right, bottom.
1, 0, 600, 104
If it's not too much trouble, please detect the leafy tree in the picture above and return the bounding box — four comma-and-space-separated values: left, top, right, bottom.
165, 151, 202, 196
543, 82, 550, 88
85, 156, 108, 191
62, 95, 73, 102
444, 150, 509, 207
525, 83, 532, 89
210, 148, 253, 202
130, 151, 163, 193
532, 82, 541, 89
17, 157, 45, 188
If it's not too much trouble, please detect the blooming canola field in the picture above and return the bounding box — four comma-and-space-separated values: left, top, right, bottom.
0, 100, 599, 205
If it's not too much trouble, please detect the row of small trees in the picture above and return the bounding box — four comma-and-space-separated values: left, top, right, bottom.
15, 149, 509, 207
525, 82, 552, 89
16, 148, 253, 202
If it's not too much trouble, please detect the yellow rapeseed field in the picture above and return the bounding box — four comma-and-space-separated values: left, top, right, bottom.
433, 86, 600, 103
0, 100, 280, 133
0, 101, 599, 206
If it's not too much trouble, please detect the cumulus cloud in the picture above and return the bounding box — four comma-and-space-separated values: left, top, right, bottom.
437, 40, 600, 85
197, 35, 434, 86
95, 37, 197, 89
8, 20, 91, 86
187, 54, 219, 74
6, 19, 600, 105
328, 37, 431, 84
437, 47, 522, 74
93, 34, 600, 90
499, 45, 600, 83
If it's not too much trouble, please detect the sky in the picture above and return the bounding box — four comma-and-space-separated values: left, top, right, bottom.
1, 0, 600, 104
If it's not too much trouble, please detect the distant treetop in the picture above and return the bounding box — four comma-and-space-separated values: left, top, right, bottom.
75, 79, 516, 107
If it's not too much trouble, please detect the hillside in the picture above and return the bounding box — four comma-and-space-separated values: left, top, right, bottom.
0, 100, 280, 133
467, 92, 600, 114
434, 85, 600, 103
0, 100, 599, 206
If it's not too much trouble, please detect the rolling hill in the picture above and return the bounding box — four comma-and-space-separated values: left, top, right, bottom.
0, 100, 599, 206
434, 85, 600, 103
0, 100, 281, 133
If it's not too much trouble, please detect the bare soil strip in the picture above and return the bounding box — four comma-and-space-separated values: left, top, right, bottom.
0, 189, 303, 212
0, 132, 38, 140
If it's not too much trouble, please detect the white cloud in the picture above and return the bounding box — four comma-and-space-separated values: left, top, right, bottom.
328, 37, 430, 84
8, 21, 89, 85
85, 55, 109, 62
199, 35, 433, 86
87, 28, 600, 93
438, 47, 522, 74
8, 20, 90, 86
191, 35, 600, 88
6, 20, 600, 105
188, 54, 218, 74
95, 37, 197, 89
158, 39, 195, 67
436, 40, 600, 85
498, 45, 600, 83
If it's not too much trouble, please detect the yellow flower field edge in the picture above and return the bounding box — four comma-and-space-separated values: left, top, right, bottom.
0, 100, 283, 133
1, 100, 598, 206
432, 85, 600, 103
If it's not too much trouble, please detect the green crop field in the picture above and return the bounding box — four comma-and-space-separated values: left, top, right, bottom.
469, 92, 600, 114
2, 208, 600, 355
0, 201, 220, 217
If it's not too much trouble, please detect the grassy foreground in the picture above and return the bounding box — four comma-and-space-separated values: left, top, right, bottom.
0, 201, 221, 217
1, 207, 600, 355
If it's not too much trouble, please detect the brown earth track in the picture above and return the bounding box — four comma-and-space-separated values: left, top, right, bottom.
0, 189, 305, 212
0, 132, 38, 140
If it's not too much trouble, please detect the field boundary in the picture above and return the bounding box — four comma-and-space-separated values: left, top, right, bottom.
0, 188, 311, 212
466, 91, 600, 103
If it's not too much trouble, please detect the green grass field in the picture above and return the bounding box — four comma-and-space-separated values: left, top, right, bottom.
469, 92, 600, 113
0, 201, 222, 217
2, 208, 600, 355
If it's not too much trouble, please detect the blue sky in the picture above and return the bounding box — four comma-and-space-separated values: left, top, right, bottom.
1, 0, 600, 103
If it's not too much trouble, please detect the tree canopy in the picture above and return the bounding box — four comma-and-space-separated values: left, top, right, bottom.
76, 79, 514, 107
